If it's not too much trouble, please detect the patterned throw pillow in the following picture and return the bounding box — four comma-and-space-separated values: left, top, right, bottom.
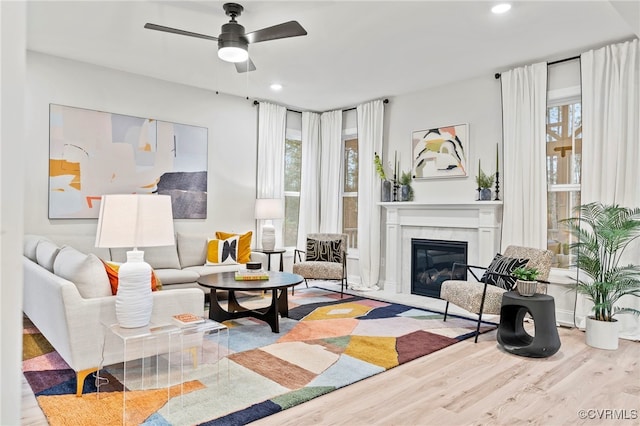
216, 231, 253, 264
305, 239, 342, 263
481, 253, 529, 290
206, 236, 239, 265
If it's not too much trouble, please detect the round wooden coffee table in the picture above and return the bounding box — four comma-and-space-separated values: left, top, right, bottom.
197, 271, 303, 333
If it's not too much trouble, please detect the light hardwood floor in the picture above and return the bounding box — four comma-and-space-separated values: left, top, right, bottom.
22, 286, 640, 426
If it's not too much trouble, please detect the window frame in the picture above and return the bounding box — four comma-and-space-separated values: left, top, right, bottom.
342, 126, 358, 252
546, 85, 581, 270
283, 127, 302, 249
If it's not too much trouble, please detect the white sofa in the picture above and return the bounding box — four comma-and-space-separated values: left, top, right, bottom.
22, 233, 267, 396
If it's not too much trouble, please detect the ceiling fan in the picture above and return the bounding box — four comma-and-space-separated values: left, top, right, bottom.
144, 2, 307, 73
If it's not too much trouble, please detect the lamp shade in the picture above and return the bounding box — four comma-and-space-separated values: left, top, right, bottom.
95, 194, 175, 249
254, 198, 284, 220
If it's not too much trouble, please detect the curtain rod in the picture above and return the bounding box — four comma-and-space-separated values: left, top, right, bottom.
494, 55, 580, 79
253, 98, 389, 113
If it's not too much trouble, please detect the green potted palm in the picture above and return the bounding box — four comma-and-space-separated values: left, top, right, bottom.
511, 266, 541, 296
562, 202, 640, 350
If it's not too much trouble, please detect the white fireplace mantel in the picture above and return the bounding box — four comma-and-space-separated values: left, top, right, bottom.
379, 201, 503, 295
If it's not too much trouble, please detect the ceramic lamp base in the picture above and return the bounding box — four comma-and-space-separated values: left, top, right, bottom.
261, 223, 276, 251
116, 250, 153, 328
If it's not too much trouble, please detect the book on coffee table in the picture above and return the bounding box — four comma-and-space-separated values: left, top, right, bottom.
172, 313, 205, 326
235, 269, 269, 281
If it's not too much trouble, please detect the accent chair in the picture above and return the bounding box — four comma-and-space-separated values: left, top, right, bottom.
292, 233, 348, 297
440, 245, 553, 342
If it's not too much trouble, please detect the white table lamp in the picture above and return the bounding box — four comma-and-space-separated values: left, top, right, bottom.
95, 194, 175, 328
255, 198, 283, 251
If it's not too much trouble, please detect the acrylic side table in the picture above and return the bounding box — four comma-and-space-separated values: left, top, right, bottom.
99, 319, 228, 424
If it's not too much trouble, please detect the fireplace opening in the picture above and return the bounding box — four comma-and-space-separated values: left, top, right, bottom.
411, 239, 468, 298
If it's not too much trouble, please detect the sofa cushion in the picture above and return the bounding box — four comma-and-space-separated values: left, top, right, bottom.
153, 268, 200, 285
216, 231, 253, 263
184, 264, 244, 277
110, 245, 181, 270
24, 235, 51, 262
177, 232, 208, 268
53, 246, 112, 298
36, 240, 61, 272
206, 236, 239, 265
102, 260, 162, 295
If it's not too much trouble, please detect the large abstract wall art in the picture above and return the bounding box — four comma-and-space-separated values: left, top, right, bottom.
49, 104, 208, 219
412, 124, 468, 179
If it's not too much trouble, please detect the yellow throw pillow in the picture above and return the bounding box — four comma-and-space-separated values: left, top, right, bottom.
207, 236, 239, 265
102, 260, 162, 295
216, 231, 252, 264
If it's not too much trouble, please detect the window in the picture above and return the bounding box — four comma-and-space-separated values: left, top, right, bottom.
546, 91, 581, 268
284, 135, 302, 247
283, 111, 302, 247
343, 135, 358, 249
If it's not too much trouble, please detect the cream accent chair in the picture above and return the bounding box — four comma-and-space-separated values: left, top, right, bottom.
292, 233, 348, 297
440, 245, 553, 343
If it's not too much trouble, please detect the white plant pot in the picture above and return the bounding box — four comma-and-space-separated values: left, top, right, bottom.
585, 316, 619, 350
516, 279, 537, 296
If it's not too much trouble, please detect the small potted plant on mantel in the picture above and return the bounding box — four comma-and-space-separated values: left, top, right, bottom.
399, 171, 414, 201
562, 202, 640, 350
476, 165, 495, 201
511, 266, 541, 297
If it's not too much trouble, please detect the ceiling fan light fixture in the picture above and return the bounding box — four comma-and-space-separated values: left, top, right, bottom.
218, 46, 248, 63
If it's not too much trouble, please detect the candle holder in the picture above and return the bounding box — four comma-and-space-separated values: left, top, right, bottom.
393, 175, 398, 201
494, 171, 500, 201
477, 186, 481, 201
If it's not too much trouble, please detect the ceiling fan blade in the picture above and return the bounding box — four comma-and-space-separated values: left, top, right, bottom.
235, 58, 257, 73
245, 21, 307, 44
144, 23, 218, 42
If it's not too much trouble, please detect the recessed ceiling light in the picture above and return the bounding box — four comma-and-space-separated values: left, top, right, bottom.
491, 3, 511, 14
270, 83, 283, 91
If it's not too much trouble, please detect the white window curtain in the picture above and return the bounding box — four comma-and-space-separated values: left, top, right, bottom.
256, 102, 286, 247
354, 99, 384, 290
500, 62, 548, 250
296, 111, 321, 249
580, 38, 640, 340
319, 110, 343, 233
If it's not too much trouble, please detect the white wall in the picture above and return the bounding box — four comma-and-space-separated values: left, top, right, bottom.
385, 75, 503, 203
1, 2, 26, 424
26, 52, 260, 241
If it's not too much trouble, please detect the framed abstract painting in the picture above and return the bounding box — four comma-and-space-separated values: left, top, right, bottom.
49, 104, 208, 219
411, 123, 469, 179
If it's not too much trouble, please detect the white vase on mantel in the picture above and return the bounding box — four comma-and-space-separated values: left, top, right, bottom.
585, 316, 618, 350
116, 250, 153, 328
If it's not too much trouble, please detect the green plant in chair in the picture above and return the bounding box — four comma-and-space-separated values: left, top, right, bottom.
511, 267, 540, 281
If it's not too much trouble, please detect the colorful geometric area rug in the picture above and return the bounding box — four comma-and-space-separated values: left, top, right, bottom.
23, 287, 497, 425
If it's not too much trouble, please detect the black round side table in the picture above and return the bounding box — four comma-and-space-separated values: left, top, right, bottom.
497, 291, 561, 358
253, 248, 286, 271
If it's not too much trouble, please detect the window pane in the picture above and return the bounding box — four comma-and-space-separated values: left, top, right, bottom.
284, 195, 300, 247
343, 138, 358, 193
546, 103, 582, 185
284, 138, 301, 247
547, 190, 581, 268
547, 99, 582, 269
343, 195, 357, 249
284, 139, 302, 192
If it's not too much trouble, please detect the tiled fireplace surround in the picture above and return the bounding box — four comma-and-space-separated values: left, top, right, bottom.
380, 202, 503, 295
